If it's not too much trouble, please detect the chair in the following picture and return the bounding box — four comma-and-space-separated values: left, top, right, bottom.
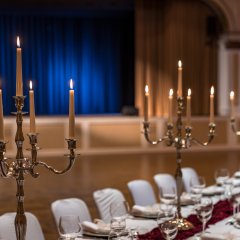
127, 179, 157, 206
182, 167, 199, 193
51, 198, 92, 229
153, 173, 177, 195
93, 188, 126, 223
0, 212, 45, 240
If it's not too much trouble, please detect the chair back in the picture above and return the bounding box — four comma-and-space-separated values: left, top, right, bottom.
182, 167, 199, 193
93, 188, 126, 223
153, 173, 176, 195
127, 179, 157, 206
51, 198, 92, 230
0, 212, 44, 240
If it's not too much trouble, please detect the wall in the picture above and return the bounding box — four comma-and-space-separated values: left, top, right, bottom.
2, 115, 239, 158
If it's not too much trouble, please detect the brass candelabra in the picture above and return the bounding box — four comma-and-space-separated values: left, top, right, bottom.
0, 96, 78, 240
143, 96, 216, 230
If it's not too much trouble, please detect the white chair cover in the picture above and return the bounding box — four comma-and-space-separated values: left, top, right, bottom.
153, 173, 176, 195
127, 180, 157, 206
51, 198, 92, 230
182, 167, 199, 193
0, 212, 45, 240
93, 188, 126, 223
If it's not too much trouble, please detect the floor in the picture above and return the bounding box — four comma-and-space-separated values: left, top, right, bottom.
0, 149, 240, 239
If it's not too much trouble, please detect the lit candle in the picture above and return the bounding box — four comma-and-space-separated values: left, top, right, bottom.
0, 89, 4, 140
186, 88, 191, 126
69, 79, 75, 138
168, 89, 173, 124
230, 91, 235, 119
144, 85, 149, 122
16, 36, 23, 96
177, 60, 182, 97
210, 86, 214, 124
29, 81, 36, 133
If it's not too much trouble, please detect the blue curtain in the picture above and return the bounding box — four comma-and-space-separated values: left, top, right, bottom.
0, 14, 134, 115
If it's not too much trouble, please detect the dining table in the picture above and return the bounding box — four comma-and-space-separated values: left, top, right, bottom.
77, 177, 240, 240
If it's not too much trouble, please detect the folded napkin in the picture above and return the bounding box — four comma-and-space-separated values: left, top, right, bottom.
131, 205, 159, 218
234, 171, 240, 178
202, 186, 224, 196
81, 220, 110, 235
201, 233, 227, 240
180, 192, 194, 205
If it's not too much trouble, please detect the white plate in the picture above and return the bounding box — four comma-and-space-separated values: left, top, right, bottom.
83, 231, 109, 238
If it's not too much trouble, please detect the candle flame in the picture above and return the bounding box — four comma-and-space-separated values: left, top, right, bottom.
188, 88, 191, 96
230, 91, 235, 100
178, 60, 182, 68
29, 80, 32, 90
17, 36, 20, 48
70, 79, 73, 89
210, 86, 214, 95
169, 89, 173, 96
145, 85, 149, 95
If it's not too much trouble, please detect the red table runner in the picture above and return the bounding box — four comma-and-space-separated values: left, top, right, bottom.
138, 200, 233, 240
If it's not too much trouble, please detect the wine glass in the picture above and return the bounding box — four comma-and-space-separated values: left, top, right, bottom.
157, 204, 176, 226
109, 201, 129, 239
214, 168, 229, 186
58, 215, 81, 240
195, 198, 213, 238
110, 201, 130, 219
159, 221, 178, 240
108, 218, 126, 240
190, 176, 206, 204
159, 187, 176, 205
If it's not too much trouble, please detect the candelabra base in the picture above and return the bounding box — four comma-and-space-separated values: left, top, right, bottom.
171, 217, 194, 231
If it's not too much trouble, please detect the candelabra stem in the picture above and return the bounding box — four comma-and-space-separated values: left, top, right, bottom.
15, 171, 26, 240
175, 149, 182, 219
13, 96, 27, 240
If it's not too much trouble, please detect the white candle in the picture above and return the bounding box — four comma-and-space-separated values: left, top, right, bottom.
29, 81, 36, 133
178, 60, 182, 97
230, 91, 235, 119
144, 85, 149, 122
69, 79, 75, 138
0, 89, 4, 140
16, 37, 23, 96
186, 88, 191, 126
168, 89, 173, 124
210, 86, 214, 124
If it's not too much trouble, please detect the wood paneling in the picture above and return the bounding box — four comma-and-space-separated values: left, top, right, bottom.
135, 0, 221, 117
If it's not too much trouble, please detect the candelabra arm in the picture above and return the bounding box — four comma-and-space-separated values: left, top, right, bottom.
230, 118, 240, 135
143, 121, 174, 146
0, 141, 10, 177
27, 133, 40, 178
192, 123, 216, 146
37, 138, 78, 175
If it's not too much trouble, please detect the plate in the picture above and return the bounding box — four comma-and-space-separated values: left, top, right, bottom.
131, 212, 158, 219
83, 231, 109, 238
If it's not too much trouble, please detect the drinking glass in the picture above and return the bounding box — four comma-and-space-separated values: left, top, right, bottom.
159, 221, 178, 240
190, 176, 206, 204
195, 198, 213, 237
58, 215, 81, 240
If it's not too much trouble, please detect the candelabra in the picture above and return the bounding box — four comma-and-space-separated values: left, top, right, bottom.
143, 96, 215, 230
0, 96, 78, 240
